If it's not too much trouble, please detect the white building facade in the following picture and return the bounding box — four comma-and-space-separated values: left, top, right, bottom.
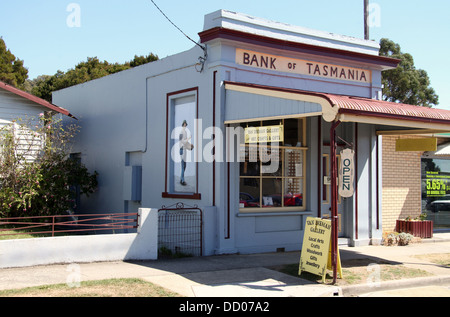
53, 10, 450, 255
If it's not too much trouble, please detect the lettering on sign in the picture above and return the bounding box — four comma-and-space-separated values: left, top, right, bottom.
244, 125, 284, 144
339, 148, 355, 198
299, 217, 343, 282
425, 171, 450, 198
299, 217, 331, 282
236, 49, 372, 83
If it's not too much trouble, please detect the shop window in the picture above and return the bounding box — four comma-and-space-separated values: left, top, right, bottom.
239, 118, 307, 212
421, 157, 450, 229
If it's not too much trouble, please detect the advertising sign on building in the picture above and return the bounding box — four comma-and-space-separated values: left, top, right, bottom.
339, 149, 355, 198
396, 138, 437, 152
244, 124, 284, 144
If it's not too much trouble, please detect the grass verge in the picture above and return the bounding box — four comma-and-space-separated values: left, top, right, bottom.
272, 257, 434, 286
0, 278, 181, 297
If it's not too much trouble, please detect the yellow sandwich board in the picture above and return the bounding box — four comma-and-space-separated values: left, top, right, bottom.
327, 244, 343, 280
299, 217, 342, 282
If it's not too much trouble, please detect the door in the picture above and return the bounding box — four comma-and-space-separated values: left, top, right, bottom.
321, 149, 345, 237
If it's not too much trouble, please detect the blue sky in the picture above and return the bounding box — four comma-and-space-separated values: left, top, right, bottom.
1, 1, 449, 109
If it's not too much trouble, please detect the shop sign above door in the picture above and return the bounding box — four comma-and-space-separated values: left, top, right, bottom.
236, 49, 372, 83
395, 138, 437, 152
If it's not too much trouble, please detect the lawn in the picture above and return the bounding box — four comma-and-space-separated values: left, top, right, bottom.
272, 257, 434, 286
0, 278, 181, 297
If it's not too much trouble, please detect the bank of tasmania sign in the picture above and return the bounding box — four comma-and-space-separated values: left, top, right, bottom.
236, 49, 372, 83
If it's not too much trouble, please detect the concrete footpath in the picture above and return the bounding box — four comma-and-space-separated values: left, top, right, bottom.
0, 233, 449, 297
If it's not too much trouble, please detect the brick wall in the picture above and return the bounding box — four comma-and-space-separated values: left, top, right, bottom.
382, 136, 422, 232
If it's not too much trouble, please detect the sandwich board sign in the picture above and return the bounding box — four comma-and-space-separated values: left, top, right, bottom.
298, 217, 342, 282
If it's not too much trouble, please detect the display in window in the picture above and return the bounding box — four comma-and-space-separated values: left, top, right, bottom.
238, 118, 306, 211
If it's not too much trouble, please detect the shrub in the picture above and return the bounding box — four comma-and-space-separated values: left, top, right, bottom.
383, 232, 398, 246
0, 114, 97, 217
397, 232, 414, 246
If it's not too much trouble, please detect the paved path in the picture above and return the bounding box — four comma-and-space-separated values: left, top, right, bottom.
0, 233, 449, 297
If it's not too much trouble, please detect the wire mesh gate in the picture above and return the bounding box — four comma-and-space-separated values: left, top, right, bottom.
158, 203, 203, 257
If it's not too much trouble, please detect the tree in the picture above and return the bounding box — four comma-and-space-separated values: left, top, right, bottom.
0, 115, 98, 217
0, 38, 28, 89
130, 53, 159, 67
29, 53, 159, 102
379, 38, 438, 108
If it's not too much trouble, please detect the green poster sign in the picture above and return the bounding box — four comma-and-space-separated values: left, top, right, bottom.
425, 171, 450, 198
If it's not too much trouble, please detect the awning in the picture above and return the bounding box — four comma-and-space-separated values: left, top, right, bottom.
424, 142, 450, 157
326, 94, 450, 130
0, 80, 75, 119
224, 82, 450, 131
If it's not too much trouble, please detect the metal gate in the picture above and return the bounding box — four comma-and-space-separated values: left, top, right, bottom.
158, 203, 203, 257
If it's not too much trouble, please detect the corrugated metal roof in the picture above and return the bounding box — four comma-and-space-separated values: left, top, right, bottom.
324, 94, 450, 122
0, 81, 75, 118
225, 82, 450, 128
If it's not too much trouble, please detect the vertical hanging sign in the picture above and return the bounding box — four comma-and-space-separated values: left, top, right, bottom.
339, 148, 355, 198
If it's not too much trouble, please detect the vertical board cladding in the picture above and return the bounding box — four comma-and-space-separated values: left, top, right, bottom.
382, 135, 422, 232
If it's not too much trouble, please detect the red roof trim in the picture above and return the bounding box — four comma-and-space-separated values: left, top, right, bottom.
0, 81, 75, 118
199, 27, 400, 69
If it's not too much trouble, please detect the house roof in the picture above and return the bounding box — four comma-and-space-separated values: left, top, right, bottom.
0, 80, 75, 119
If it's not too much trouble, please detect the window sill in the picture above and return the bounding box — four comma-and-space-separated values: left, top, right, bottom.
162, 192, 202, 200
237, 210, 313, 217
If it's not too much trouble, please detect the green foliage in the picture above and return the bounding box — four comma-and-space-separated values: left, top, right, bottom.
28, 53, 159, 102
129, 53, 159, 67
0, 115, 97, 217
0, 38, 29, 89
379, 38, 439, 108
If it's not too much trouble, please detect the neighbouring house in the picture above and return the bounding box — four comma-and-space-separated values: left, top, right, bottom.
0, 80, 75, 162
53, 10, 450, 256
0, 80, 74, 125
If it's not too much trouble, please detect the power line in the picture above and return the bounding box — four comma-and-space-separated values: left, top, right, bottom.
149, 0, 205, 52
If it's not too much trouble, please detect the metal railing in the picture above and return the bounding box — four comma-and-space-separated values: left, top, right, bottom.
158, 203, 203, 257
0, 213, 139, 237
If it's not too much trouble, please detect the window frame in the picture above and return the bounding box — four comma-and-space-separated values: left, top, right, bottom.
238, 118, 307, 213
162, 87, 201, 200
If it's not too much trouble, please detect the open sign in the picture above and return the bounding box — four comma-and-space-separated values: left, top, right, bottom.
339, 149, 355, 198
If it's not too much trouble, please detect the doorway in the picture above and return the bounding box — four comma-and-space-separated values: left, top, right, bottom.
321, 149, 345, 237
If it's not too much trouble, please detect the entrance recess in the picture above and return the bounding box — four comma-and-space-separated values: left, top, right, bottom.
321, 148, 345, 237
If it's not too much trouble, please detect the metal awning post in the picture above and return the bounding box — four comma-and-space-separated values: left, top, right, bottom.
330, 120, 341, 285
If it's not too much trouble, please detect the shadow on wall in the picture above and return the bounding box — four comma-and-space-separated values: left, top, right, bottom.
382, 187, 421, 232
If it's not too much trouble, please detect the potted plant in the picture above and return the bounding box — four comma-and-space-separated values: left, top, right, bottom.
395, 213, 433, 238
